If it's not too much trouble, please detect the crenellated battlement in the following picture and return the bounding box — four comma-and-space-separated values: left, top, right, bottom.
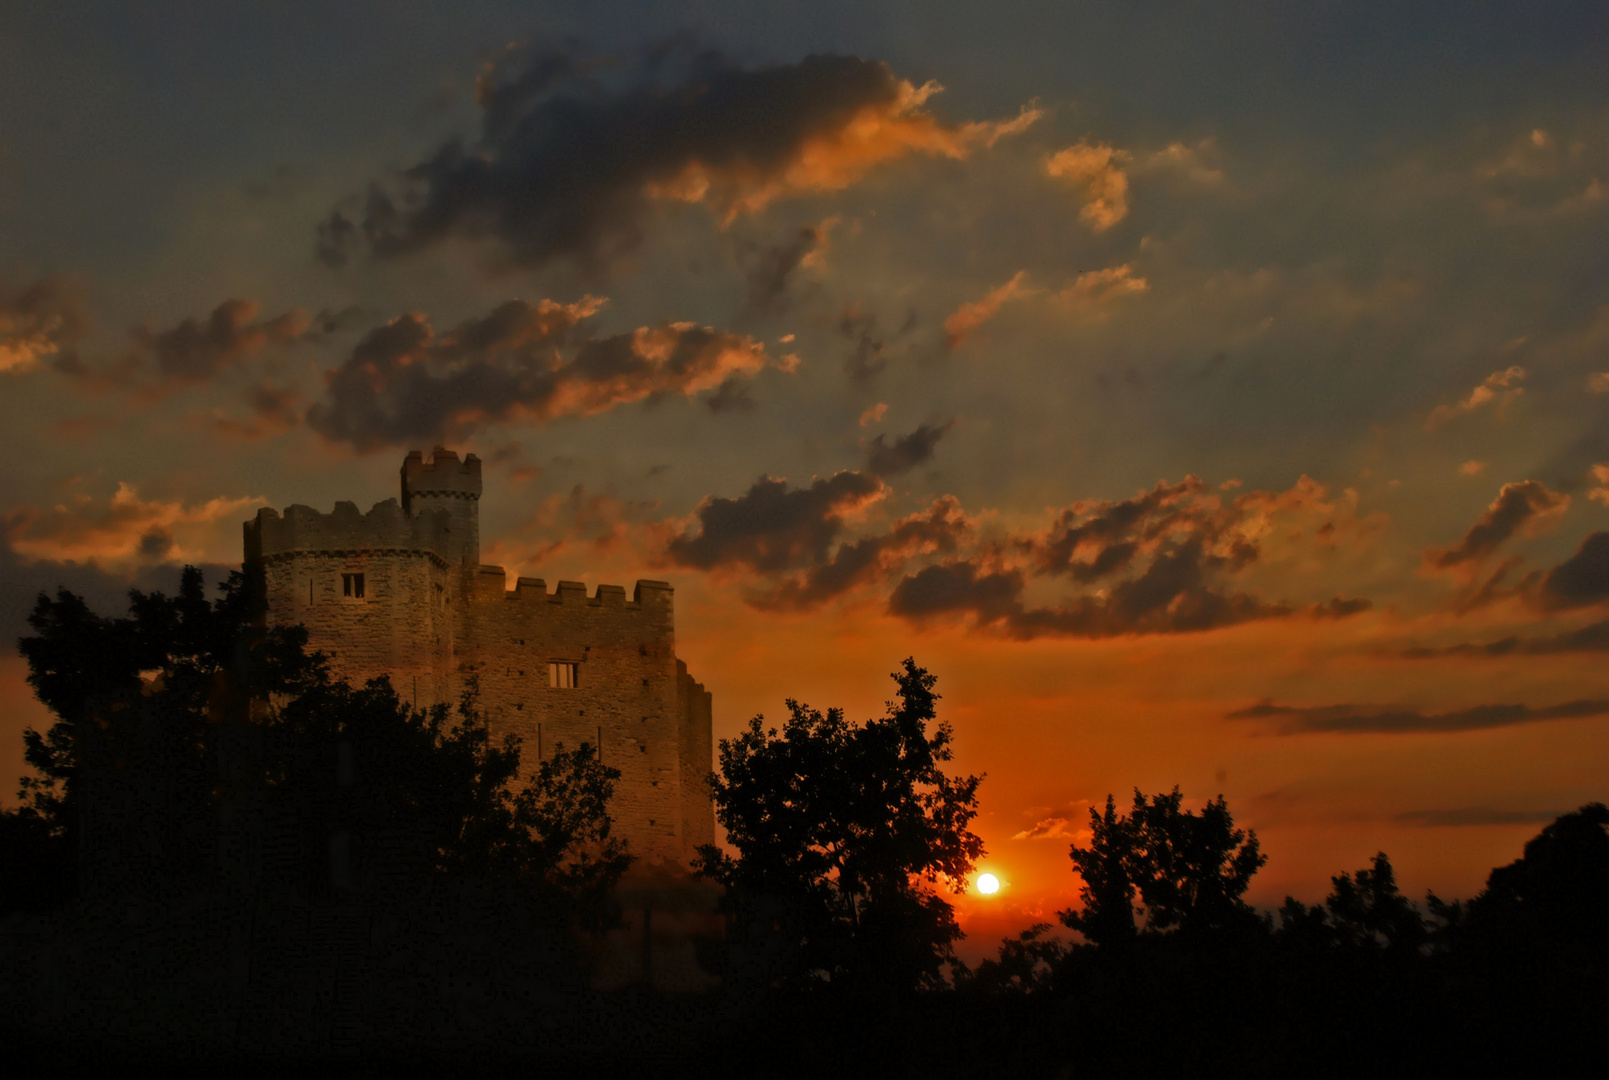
402, 447, 482, 509
475, 570, 673, 609
246, 449, 710, 865
245, 498, 455, 564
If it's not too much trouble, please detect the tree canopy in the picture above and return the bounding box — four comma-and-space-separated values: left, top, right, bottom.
1060, 788, 1266, 947
3, 566, 629, 920
694, 658, 984, 993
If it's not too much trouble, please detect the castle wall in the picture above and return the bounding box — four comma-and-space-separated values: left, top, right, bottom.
246, 449, 714, 866
247, 500, 456, 708
675, 662, 715, 854
464, 572, 691, 863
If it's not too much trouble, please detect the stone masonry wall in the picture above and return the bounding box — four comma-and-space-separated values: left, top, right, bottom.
247, 450, 714, 865
463, 571, 689, 863
676, 661, 715, 854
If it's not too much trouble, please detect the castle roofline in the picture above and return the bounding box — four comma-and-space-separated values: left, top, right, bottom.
244, 497, 456, 562
402, 447, 482, 507
472, 566, 673, 607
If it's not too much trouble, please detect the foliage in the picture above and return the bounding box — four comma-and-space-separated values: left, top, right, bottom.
4, 566, 630, 920
1323, 852, 1427, 952
953, 923, 1068, 994
1060, 787, 1266, 947
1465, 801, 1609, 957
694, 658, 984, 993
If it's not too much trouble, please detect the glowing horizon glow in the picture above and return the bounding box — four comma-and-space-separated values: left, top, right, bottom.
976, 872, 1000, 895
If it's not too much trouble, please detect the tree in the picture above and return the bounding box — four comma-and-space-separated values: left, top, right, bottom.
5, 566, 630, 920
1061, 788, 1266, 946
694, 659, 984, 994
1323, 852, 1426, 953
954, 923, 1068, 994
1465, 802, 1609, 958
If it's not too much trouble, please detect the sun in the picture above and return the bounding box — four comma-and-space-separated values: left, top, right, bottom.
976, 872, 1000, 895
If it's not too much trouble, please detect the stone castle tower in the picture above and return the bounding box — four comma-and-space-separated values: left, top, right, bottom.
242, 448, 714, 864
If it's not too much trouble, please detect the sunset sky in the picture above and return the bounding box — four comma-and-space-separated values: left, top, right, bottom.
3, 2, 1608, 955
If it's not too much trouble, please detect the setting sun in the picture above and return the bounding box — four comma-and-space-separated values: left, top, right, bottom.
976, 872, 1000, 895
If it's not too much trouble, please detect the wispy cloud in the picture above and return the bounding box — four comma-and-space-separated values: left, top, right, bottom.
944, 271, 1030, 349
1229, 697, 1609, 734
0, 276, 86, 375
1426, 366, 1526, 429
1425, 480, 1568, 573
1044, 141, 1131, 231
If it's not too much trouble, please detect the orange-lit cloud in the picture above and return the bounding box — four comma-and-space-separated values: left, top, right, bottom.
1044, 141, 1131, 231
322, 48, 1039, 269
859, 402, 889, 427
308, 296, 774, 450
1139, 139, 1225, 184
1590, 372, 1609, 394
1426, 366, 1526, 428
944, 271, 1030, 349
0, 275, 86, 374
1589, 464, 1609, 507
1459, 460, 1488, 476
650, 82, 1042, 223
1054, 264, 1148, 310
3, 484, 261, 568
1425, 480, 1568, 575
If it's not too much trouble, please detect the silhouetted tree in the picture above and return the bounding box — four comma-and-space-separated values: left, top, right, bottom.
694, 658, 984, 994
1323, 852, 1426, 953
954, 923, 1068, 993
1465, 802, 1609, 959
5, 566, 630, 920
1059, 794, 1139, 950
1060, 788, 1266, 946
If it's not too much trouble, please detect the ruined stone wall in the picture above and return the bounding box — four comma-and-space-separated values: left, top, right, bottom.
463, 572, 692, 863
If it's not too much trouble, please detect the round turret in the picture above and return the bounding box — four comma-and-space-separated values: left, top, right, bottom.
401, 447, 482, 569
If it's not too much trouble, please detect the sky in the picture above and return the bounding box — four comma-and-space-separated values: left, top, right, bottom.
3, 1, 1608, 954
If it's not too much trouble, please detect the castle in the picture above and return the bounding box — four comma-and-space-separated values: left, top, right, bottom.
242, 448, 714, 865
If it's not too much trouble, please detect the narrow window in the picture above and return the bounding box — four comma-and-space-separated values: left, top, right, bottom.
342, 572, 365, 598
549, 661, 579, 689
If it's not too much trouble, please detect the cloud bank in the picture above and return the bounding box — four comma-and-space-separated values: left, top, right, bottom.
306, 297, 771, 450
318, 47, 1037, 270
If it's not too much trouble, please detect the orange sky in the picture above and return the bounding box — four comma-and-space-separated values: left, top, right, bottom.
2, 3, 1608, 957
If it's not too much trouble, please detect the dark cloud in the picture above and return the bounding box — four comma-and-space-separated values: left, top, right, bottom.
1312, 595, 1373, 619
865, 420, 953, 477
666, 469, 1368, 631
1538, 531, 1609, 610
1030, 476, 1211, 582
663, 470, 884, 574
318, 46, 1028, 271
132, 299, 307, 384
746, 225, 823, 312
887, 541, 1289, 639
1395, 808, 1566, 828
315, 209, 359, 268
0, 275, 87, 375
1401, 616, 1609, 658
704, 375, 756, 413
887, 561, 1026, 624
838, 305, 914, 383
1427, 480, 1568, 571
754, 496, 971, 610
306, 297, 770, 451
1228, 697, 1609, 734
